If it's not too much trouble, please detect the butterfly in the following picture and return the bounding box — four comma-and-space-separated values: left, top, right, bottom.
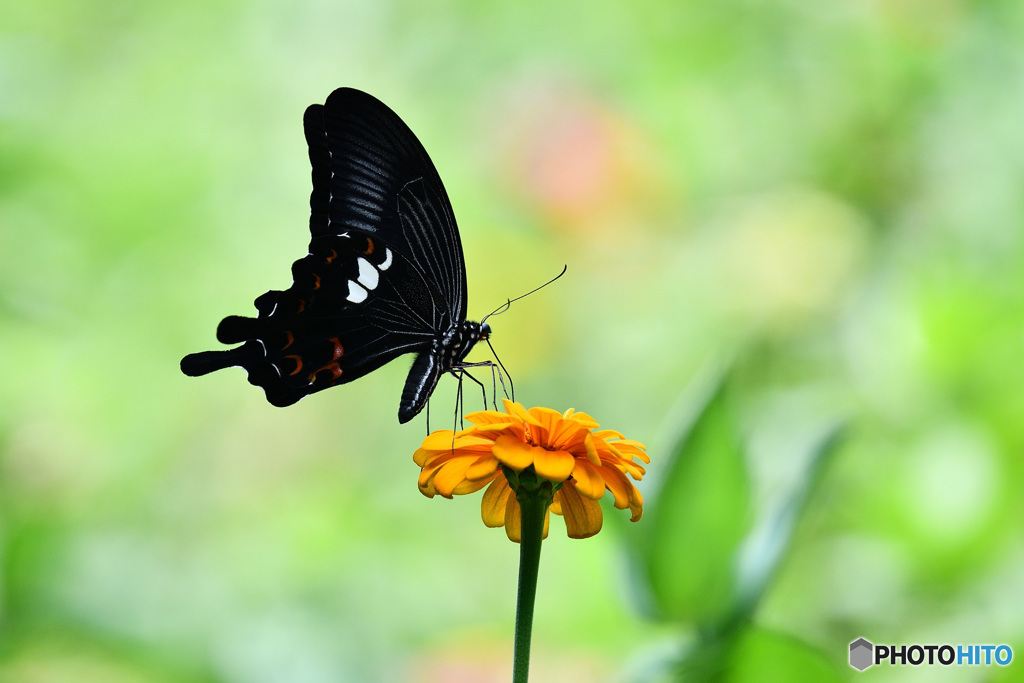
180, 87, 493, 423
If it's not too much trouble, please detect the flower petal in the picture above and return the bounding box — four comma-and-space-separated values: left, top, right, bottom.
533, 448, 576, 482
567, 411, 599, 429
503, 400, 536, 425
600, 465, 643, 519
549, 495, 563, 515
414, 444, 447, 468
570, 459, 607, 499
615, 458, 647, 480
466, 454, 500, 481
611, 438, 650, 463
492, 434, 536, 470
547, 418, 591, 452
431, 457, 477, 498
451, 471, 498, 495
418, 430, 457, 451
628, 499, 643, 522
420, 430, 493, 451
582, 433, 602, 466
418, 471, 438, 497
528, 406, 564, 422
471, 422, 528, 444
465, 409, 517, 426
557, 483, 603, 539
526, 406, 564, 446
419, 452, 472, 494
481, 478, 512, 528
415, 436, 494, 468
504, 494, 521, 542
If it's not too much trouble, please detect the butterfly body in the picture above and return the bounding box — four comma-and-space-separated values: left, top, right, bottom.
181, 88, 488, 423
400, 319, 490, 423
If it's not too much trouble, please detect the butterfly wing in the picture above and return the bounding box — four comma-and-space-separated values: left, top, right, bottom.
181, 88, 469, 409
308, 88, 467, 327
180, 231, 438, 406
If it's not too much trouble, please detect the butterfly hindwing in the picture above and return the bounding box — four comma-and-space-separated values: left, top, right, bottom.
182, 230, 436, 405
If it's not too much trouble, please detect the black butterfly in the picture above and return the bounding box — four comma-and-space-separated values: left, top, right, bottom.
180, 88, 492, 423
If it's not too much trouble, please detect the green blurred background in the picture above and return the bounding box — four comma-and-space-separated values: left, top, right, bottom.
2, 1, 1023, 681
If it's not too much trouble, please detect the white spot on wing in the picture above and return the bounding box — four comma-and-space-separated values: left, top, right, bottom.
356, 257, 379, 290
380, 248, 393, 271
346, 280, 368, 304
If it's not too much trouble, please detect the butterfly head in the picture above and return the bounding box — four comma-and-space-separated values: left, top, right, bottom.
448, 320, 488, 366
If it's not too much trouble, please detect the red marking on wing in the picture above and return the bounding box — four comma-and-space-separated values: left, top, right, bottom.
328, 337, 344, 359
325, 248, 338, 264
282, 331, 295, 350
285, 354, 303, 375
308, 339, 345, 384
309, 361, 343, 384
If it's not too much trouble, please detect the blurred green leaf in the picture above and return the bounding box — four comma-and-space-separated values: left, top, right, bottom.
728, 421, 846, 627
636, 368, 752, 625
634, 624, 841, 683
710, 626, 843, 683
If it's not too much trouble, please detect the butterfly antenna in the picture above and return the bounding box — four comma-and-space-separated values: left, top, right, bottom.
481, 265, 567, 324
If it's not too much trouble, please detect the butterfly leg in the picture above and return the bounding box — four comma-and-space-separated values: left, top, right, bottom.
453, 371, 466, 431
454, 363, 495, 412
460, 368, 486, 414
461, 359, 513, 410
483, 338, 515, 403
488, 361, 513, 407
447, 371, 470, 447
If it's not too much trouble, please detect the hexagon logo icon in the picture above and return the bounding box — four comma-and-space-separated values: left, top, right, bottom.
849, 638, 874, 671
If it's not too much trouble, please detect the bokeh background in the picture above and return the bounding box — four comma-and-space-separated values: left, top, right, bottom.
2, 1, 1023, 681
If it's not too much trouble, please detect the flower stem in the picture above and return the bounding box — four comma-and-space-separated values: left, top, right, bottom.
512, 488, 549, 683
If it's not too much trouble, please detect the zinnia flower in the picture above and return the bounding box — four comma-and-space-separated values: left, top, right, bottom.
415, 400, 648, 541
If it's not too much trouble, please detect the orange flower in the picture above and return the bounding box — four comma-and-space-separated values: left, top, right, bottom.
415, 400, 648, 541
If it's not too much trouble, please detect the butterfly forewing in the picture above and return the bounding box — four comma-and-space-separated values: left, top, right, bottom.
309, 89, 467, 322
181, 88, 481, 420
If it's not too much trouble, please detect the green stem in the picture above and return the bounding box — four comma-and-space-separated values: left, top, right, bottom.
512, 487, 549, 683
